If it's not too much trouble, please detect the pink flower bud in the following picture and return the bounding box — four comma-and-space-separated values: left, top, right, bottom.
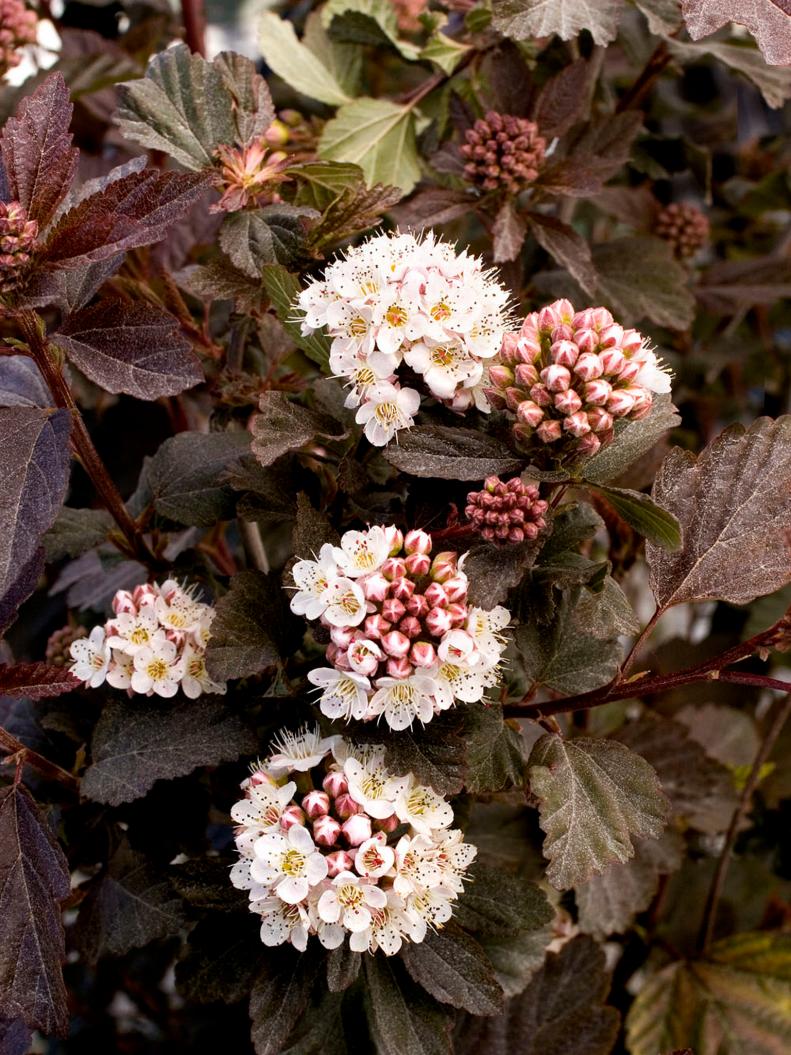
133, 584, 159, 608
599, 323, 624, 348
505, 386, 523, 412
399, 615, 422, 639
591, 307, 614, 330
405, 552, 431, 577
112, 590, 136, 615
348, 638, 382, 676
382, 597, 406, 624
540, 364, 571, 392
323, 770, 348, 797
573, 308, 595, 330
362, 572, 390, 603
516, 399, 544, 428
587, 408, 614, 433
424, 582, 448, 608
563, 411, 592, 437
599, 347, 625, 375
574, 353, 604, 381
583, 379, 612, 406
537, 419, 563, 443
621, 329, 643, 355
248, 767, 277, 788
325, 850, 354, 877
554, 389, 582, 416
574, 328, 598, 354
529, 383, 553, 408
302, 790, 330, 820
617, 359, 641, 383
520, 312, 539, 335
551, 322, 574, 342
442, 575, 468, 604
384, 526, 404, 555
410, 640, 437, 667
386, 656, 414, 679
516, 335, 542, 363
522, 521, 540, 540
373, 814, 399, 833
425, 606, 453, 636
551, 340, 579, 368
328, 645, 352, 671
607, 390, 636, 417
381, 630, 411, 658
406, 593, 430, 619
430, 553, 457, 583
342, 814, 372, 847
280, 804, 306, 831
499, 332, 520, 363
382, 557, 406, 580
554, 298, 574, 322
484, 387, 506, 410
312, 814, 341, 847
446, 602, 468, 627
514, 363, 540, 388
335, 793, 361, 820
404, 529, 431, 555
364, 614, 392, 640
577, 432, 602, 457
390, 576, 415, 602
488, 363, 515, 389
538, 304, 561, 331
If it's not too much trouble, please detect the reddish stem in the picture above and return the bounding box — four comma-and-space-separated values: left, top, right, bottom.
0, 726, 79, 791
181, 0, 207, 56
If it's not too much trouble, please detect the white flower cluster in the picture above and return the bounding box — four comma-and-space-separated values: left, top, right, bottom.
297, 231, 511, 445
230, 726, 476, 955
288, 524, 510, 731
68, 580, 225, 699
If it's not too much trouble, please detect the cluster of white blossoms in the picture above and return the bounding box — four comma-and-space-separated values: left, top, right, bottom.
230, 726, 476, 955
289, 524, 509, 731
297, 231, 511, 445
68, 580, 226, 699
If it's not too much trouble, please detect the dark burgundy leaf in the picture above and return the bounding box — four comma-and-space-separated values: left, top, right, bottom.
390, 187, 473, 230
0, 548, 44, 636
0, 1016, 31, 1055
0, 356, 50, 408
527, 211, 597, 294
532, 58, 594, 137
0, 664, 79, 700
22, 254, 124, 313
54, 299, 203, 400
0, 72, 78, 230
0, 784, 70, 1035
249, 947, 324, 1055
0, 408, 71, 598
492, 200, 527, 263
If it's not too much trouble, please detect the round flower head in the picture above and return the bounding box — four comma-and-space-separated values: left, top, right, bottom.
297, 231, 511, 446
68, 579, 226, 700
290, 524, 510, 731
229, 727, 477, 955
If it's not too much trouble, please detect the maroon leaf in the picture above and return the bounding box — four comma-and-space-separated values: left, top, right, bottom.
0, 783, 70, 1035
532, 59, 595, 138
492, 200, 527, 263
0, 72, 78, 230
0, 549, 44, 637
682, 0, 791, 66
40, 168, 210, 269
0, 664, 80, 700
537, 112, 643, 197
527, 211, 597, 294
54, 300, 203, 400
0, 408, 71, 599
390, 187, 473, 230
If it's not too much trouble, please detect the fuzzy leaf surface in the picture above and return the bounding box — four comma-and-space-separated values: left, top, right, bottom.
0, 357, 50, 409
590, 484, 681, 550
363, 956, 453, 1055
592, 236, 696, 329
249, 948, 325, 1055
681, 0, 791, 67
383, 426, 522, 480
582, 395, 681, 485
251, 391, 342, 467
204, 570, 285, 681
401, 923, 504, 1015
0, 664, 79, 700
147, 431, 251, 527
492, 0, 623, 44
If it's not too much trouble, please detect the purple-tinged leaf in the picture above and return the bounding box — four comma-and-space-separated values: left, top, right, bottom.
401, 922, 505, 1015
0, 783, 70, 1035
40, 168, 210, 269
526, 211, 597, 294
0, 357, 51, 408
0, 72, 78, 230
0, 664, 79, 700
0, 408, 71, 598
50, 550, 145, 613
0, 1016, 31, 1055
681, 0, 791, 67
390, 187, 472, 230
0, 548, 44, 636
53, 299, 203, 400
212, 51, 275, 144
382, 426, 522, 481
492, 200, 526, 264
532, 58, 595, 138
21, 253, 124, 313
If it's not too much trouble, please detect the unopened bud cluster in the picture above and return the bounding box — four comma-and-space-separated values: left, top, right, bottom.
46, 624, 86, 667
654, 202, 709, 259
290, 524, 509, 731
68, 580, 225, 699
212, 138, 290, 212
466, 476, 548, 543
461, 112, 546, 194
0, 200, 37, 292
230, 726, 476, 955
0, 0, 36, 77
485, 298, 672, 461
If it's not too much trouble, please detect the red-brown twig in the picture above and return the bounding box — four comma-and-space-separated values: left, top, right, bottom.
0, 725, 79, 791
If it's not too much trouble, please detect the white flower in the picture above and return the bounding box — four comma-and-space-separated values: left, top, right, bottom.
154, 580, 205, 633
252, 896, 310, 951
307, 668, 371, 722
130, 638, 183, 697
106, 650, 134, 690
317, 870, 388, 932
404, 887, 456, 940
354, 834, 395, 879
231, 780, 297, 841
368, 674, 438, 731
430, 661, 493, 709
252, 825, 328, 904
106, 608, 161, 655
267, 724, 337, 776
355, 383, 420, 446
404, 340, 483, 401
465, 605, 510, 667
344, 755, 401, 819
433, 829, 477, 894
347, 890, 409, 956
322, 577, 367, 628
181, 643, 226, 699
333, 526, 390, 578
634, 346, 672, 393
69, 626, 111, 688
437, 629, 479, 666
290, 543, 342, 619
392, 834, 443, 898
394, 778, 453, 837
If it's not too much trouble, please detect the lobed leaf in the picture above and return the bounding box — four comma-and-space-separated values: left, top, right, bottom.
43, 507, 113, 562
204, 570, 286, 681
582, 395, 681, 485
251, 391, 343, 467
464, 703, 525, 794
258, 12, 350, 107
319, 97, 422, 194
526, 211, 597, 294
0, 664, 79, 700
681, 0, 791, 69
492, 0, 623, 44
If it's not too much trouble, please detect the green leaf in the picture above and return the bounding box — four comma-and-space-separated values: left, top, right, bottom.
147, 431, 251, 527
302, 9, 362, 97
250, 947, 325, 1055
590, 484, 681, 550
528, 733, 669, 889
492, 0, 624, 46
464, 703, 525, 794
626, 932, 791, 1055
363, 956, 453, 1055
592, 236, 696, 329
382, 425, 522, 480
81, 696, 257, 806
647, 417, 791, 609
251, 391, 344, 467
204, 570, 286, 681
258, 12, 350, 107
401, 922, 504, 1015
291, 160, 366, 210
323, 0, 421, 60
582, 394, 681, 485
319, 98, 422, 194
420, 30, 471, 74
261, 265, 331, 369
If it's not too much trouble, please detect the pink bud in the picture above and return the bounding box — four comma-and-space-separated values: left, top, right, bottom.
591, 307, 613, 330
617, 359, 641, 383
573, 308, 595, 329
325, 850, 354, 877
607, 390, 636, 417
312, 814, 341, 847
425, 606, 453, 636
576, 432, 602, 457
587, 408, 613, 434
551, 322, 574, 342
499, 332, 520, 363
430, 553, 457, 583
323, 770, 348, 797
488, 362, 515, 389
583, 379, 612, 406
364, 614, 392, 640
540, 364, 571, 392
522, 522, 540, 540
442, 575, 468, 604
621, 329, 643, 355
554, 389, 582, 416
399, 615, 422, 639
515, 400, 544, 428
538, 304, 561, 331
335, 793, 361, 820
516, 335, 541, 363
248, 767, 277, 788
514, 363, 540, 388
551, 340, 579, 368
302, 790, 330, 819
381, 630, 411, 658
483, 387, 506, 410
574, 353, 604, 381
363, 572, 390, 603
112, 590, 136, 615
386, 656, 414, 679
623, 386, 652, 415
424, 582, 448, 608
410, 640, 436, 668
373, 814, 399, 833
384, 526, 404, 555
574, 328, 598, 354
537, 419, 563, 443
382, 557, 406, 581
330, 625, 360, 649
280, 804, 306, 831
133, 583, 158, 607
563, 411, 592, 437
520, 312, 540, 335
529, 383, 553, 408
404, 529, 432, 555
390, 576, 415, 602
328, 645, 352, 671
348, 639, 382, 676
342, 814, 372, 847
505, 386, 523, 412
446, 602, 468, 627
554, 298, 574, 322
406, 593, 430, 619
599, 323, 624, 348
405, 552, 431, 577
599, 347, 625, 375
382, 597, 406, 624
